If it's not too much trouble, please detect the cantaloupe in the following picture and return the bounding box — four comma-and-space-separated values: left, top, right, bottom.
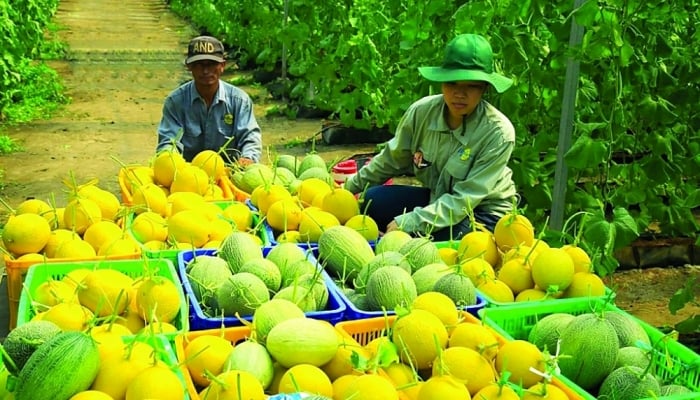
557, 313, 620, 391
365, 266, 417, 311
432, 272, 477, 307
527, 312, 576, 354
318, 225, 375, 280
598, 366, 661, 400
218, 231, 264, 273
215, 272, 270, 317
399, 237, 443, 273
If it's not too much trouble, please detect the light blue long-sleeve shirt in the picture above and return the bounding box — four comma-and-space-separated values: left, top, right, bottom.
156, 80, 262, 162
345, 94, 516, 234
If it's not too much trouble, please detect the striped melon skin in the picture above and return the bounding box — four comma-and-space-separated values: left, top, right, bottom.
318, 225, 374, 280
557, 313, 620, 391
15, 331, 100, 400
218, 231, 264, 273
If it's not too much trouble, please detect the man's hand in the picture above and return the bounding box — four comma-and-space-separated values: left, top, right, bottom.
237, 157, 254, 167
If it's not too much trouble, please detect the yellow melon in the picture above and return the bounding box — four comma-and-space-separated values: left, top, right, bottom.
170, 164, 210, 195
191, 149, 227, 180
1, 213, 52, 256
167, 209, 210, 247
63, 197, 102, 235
152, 150, 186, 188
266, 198, 303, 232
131, 183, 168, 217
298, 208, 340, 242
321, 188, 359, 224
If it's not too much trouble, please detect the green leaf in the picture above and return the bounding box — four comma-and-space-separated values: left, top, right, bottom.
669, 277, 697, 314
375, 340, 400, 367
610, 207, 639, 249
564, 135, 609, 169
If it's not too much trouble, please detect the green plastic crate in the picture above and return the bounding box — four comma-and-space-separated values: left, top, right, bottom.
126, 200, 271, 267
433, 240, 617, 307
16, 258, 190, 338
478, 299, 700, 399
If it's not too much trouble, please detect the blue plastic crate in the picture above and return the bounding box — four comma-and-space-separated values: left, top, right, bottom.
177, 246, 346, 330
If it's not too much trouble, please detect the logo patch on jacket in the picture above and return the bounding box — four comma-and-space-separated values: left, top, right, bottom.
224, 113, 234, 125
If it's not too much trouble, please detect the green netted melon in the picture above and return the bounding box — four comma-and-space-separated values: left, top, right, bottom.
614, 346, 651, 370
375, 230, 413, 254
411, 262, 453, 295
215, 272, 270, 317
187, 254, 233, 309
241, 163, 275, 192
353, 251, 411, 293
266, 243, 308, 271
598, 365, 661, 400
274, 284, 319, 312
318, 225, 375, 280
273, 167, 297, 188
298, 166, 331, 182
219, 231, 264, 273
659, 384, 693, 396
432, 272, 477, 307
276, 154, 298, 175
3, 320, 62, 374
239, 258, 282, 292
399, 237, 443, 272
528, 313, 576, 354
280, 258, 319, 287
605, 311, 651, 348
252, 299, 306, 345
297, 154, 327, 176
558, 313, 620, 391
365, 266, 417, 311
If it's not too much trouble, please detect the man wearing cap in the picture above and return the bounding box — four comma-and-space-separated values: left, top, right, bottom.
344, 33, 517, 240
156, 36, 262, 165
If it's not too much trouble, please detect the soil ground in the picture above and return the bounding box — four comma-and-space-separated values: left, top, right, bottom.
0, 0, 698, 345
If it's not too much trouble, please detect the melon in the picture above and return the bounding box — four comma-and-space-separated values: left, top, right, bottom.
279, 258, 318, 287
297, 153, 327, 176
527, 313, 576, 354
614, 346, 650, 370
265, 242, 308, 271
266, 317, 339, 368
186, 255, 232, 309
659, 384, 693, 396
273, 284, 319, 312
223, 341, 275, 389
605, 311, 651, 348
215, 273, 270, 317
252, 299, 306, 344
392, 309, 448, 370
318, 225, 375, 280
239, 258, 282, 292
598, 366, 661, 400
276, 154, 298, 175
3, 320, 62, 374
353, 251, 411, 292
399, 237, 443, 272
411, 263, 452, 295
433, 272, 477, 307
219, 231, 264, 273
557, 313, 620, 391
365, 266, 417, 311
375, 230, 413, 254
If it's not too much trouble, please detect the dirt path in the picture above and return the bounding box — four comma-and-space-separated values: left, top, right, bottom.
0, 0, 697, 344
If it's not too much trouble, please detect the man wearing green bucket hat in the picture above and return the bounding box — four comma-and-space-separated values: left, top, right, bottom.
344, 33, 517, 240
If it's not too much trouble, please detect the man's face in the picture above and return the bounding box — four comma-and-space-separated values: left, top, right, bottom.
187, 60, 225, 86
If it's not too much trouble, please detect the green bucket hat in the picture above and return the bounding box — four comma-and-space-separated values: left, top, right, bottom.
418, 34, 513, 93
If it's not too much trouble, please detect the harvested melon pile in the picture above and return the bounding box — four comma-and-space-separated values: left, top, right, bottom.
445, 210, 608, 305
2, 320, 188, 399
232, 153, 379, 244
23, 264, 184, 335
120, 148, 231, 204
184, 239, 332, 320
525, 308, 697, 398
176, 293, 570, 399
318, 226, 481, 312
0, 180, 139, 263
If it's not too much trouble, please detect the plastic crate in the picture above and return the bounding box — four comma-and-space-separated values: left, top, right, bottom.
126, 200, 271, 268
15, 258, 189, 337
433, 240, 617, 307
479, 299, 700, 399
177, 246, 346, 330
3, 252, 141, 330
333, 281, 487, 321
174, 325, 252, 400
175, 324, 408, 400
118, 165, 248, 204
335, 312, 584, 400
